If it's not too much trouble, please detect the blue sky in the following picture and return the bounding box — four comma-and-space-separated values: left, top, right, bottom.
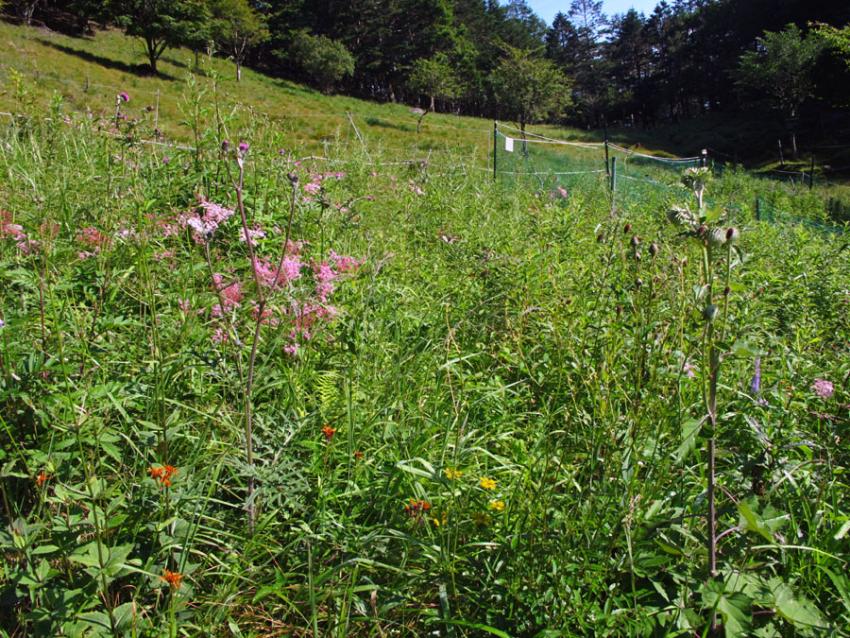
527, 0, 659, 25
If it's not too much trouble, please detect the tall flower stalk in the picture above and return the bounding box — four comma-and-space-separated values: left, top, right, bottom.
233, 150, 300, 531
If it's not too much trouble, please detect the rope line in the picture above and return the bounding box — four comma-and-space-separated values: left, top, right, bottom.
608, 143, 700, 162
497, 125, 603, 148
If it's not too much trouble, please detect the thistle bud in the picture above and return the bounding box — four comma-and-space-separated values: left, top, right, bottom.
597, 233, 605, 243
649, 242, 659, 258
726, 227, 739, 244
634, 251, 642, 261
723, 285, 731, 296
288, 172, 299, 185
697, 224, 708, 237
635, 278, 643, 288
708, 228, 727, 249
630, 235, 640, 247
703, 304, 718, 322
623, 223, 632, 234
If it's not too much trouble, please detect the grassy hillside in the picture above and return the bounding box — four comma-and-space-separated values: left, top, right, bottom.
0, 21, 504, 162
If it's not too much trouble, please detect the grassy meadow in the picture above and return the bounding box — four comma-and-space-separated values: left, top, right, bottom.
1, 21, 849, 638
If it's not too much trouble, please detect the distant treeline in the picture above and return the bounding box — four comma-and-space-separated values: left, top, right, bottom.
6, 0, 850, 135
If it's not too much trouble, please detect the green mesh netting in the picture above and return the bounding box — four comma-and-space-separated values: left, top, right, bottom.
493, 129, 608, 196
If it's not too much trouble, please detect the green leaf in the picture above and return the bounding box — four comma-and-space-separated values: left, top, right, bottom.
737, 499, 775, 544
817, 566, 850, 614
112, 602, 137, 632
833, 519, 850, 541
702, 581, 752, 638
769, 579, 828, 630
675, 418, 701, 463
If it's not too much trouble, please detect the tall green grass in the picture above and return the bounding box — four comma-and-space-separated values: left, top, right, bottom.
0, 50, 848, 638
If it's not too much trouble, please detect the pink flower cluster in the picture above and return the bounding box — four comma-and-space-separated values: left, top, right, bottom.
180, 197, 235, 244
254, 255, 303, 289
303, 172, 346, 198
329, 250, 363, 273
240, 225, 266, 247
211, 273, 243, 317
1, 212, 38, 254
812, 378, 834, 399
77, 226, 109, 260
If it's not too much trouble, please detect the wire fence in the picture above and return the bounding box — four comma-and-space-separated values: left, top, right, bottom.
492, 121, 848, 234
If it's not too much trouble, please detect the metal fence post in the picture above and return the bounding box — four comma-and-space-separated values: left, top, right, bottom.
610, 157, 617, 193
493, 121, 498, 181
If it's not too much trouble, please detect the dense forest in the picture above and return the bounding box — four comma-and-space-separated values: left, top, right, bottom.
6, 0, 850, 145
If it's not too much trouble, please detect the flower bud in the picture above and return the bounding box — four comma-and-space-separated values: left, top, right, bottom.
623, 223, 632, 234
597, 233, 605, 243
649, 242, 659, 258
703, 304, 718, 322
634, 251, 642, 261
288, 172, 299, 185
726, 227, 739, 244
723, 285, 731, 296
708, 228, 727, 248
635, 278, 643, 288
630, 235, 640, 247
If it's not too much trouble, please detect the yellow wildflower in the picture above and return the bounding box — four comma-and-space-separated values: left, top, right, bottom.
444, 468, 463, 480
431, 511, 449, 527
479, 477, 496, 490
489, 499, 505, 512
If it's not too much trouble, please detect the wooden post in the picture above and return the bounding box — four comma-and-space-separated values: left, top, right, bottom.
778, 139, 784, 168
701, 149, 708, 168
809, 154, 815, 190
493, 121, 498, 181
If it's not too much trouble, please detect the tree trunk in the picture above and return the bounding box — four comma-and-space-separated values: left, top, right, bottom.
417, 110, 428, 133
429, 94, 435, 112
146, 38, 158, 74
791, 131, 798, 160
236, 61, 242, 82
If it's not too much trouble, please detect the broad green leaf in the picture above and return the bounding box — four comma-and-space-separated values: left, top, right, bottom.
737, 498, 775, 544
702, 581, 752, 638
769, 579, 828, 630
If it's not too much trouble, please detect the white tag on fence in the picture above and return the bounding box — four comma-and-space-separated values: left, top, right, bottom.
505, 136, 514, 152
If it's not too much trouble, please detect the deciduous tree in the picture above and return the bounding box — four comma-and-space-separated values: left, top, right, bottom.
113, 0, 209, 74
489, 47, 572, 134
735, 24, 823, 157
407, 53, 462, 130
210, 0, 269, 81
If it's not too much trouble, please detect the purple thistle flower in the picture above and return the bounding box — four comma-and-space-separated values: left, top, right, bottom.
118, 92, 130, 103
221, 140, 230, 151
750, 357, 761, 395
238, 141, 250, 153
162, 156, 170, 165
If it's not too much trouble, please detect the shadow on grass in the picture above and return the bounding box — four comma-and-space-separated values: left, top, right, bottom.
35, 38, 176, 80
364, 117, 414, 133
